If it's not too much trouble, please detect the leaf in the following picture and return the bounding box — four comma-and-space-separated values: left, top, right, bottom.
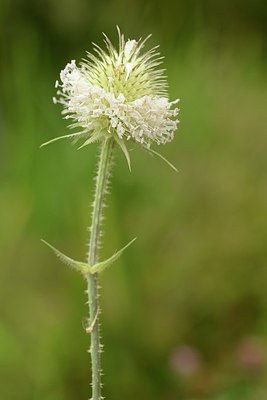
91, 237, 136, 274
41, 239, 91, 275
145, 147, 178, 172
114, 136, 132, 172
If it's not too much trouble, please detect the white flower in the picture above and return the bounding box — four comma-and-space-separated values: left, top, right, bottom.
44, 28, 180, 167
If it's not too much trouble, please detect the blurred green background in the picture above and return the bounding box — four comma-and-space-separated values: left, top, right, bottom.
1, 0, 267, 399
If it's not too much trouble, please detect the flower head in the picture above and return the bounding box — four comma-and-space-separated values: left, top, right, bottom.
43, 28, 179, 168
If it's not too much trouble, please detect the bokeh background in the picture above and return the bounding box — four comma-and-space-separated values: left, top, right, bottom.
1, 1, 267, 399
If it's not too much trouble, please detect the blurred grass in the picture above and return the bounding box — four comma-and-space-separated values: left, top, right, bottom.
1, 1, 267, 399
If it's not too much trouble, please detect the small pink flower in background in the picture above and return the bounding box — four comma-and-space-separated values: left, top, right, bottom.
170, 345, 201, 376
237, 336, 266, 373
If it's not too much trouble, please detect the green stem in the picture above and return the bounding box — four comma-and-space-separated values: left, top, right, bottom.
86, 137, 114, 400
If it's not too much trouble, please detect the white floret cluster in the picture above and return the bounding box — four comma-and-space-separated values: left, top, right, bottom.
54, 60, 179, 148
48, 28, 180, 153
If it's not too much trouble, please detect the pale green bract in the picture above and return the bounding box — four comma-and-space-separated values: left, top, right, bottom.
42, 27, 179, 168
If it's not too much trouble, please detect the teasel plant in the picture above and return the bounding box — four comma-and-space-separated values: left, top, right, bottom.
41, 27, 180, 400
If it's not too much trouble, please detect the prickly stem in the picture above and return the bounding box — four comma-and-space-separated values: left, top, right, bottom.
86, 137, 114, 400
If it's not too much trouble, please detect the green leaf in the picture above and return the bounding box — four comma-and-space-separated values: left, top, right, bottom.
41, 239, 91, 275
114, 136, 131, 172
145, 147, 178, 172
91, 237, 136, 274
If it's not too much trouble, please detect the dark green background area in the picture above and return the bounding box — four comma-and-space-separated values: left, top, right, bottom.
1, 1, 267, 399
